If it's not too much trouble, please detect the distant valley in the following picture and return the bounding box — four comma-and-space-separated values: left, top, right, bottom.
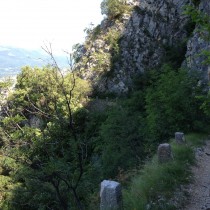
0, 46, 68, 78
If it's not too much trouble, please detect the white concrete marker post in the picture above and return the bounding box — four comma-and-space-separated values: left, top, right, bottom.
100, 180, 123, 210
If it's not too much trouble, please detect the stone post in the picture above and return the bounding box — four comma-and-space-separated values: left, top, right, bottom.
175, 132, 185, 144
100, 180, 123, 210
157, 143, 173, 163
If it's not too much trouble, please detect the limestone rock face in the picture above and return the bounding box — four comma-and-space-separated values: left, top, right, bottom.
76, 0, 191, 94
76, 0, 210, 95
184, 0, 210, 85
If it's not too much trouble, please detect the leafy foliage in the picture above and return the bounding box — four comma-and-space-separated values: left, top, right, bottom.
0, 66, 93, 209
184, 5, 210, 40
0, 5, 210, 208
145, 65, 205, 141
99, 107, 146, 178
100, 0, 132, 19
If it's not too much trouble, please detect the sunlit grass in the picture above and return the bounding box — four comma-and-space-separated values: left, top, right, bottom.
123, 133, 208, 210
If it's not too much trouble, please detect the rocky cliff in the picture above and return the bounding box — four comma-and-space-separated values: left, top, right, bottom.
185, 0, 210, 84
75, 0, 210, 94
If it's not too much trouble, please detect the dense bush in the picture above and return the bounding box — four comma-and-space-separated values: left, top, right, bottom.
123, 133, 207, 210
0, 61, 208, 209
101, 0, 131, 19
99, 107, 146, 178
0, 66, 94, 210
145, 65, 206, 141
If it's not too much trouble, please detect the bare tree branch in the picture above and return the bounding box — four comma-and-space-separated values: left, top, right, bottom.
41, 43, 84, 210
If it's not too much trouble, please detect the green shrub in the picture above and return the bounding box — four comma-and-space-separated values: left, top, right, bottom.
90, 51, 111, 72
145, 64, 204, 141
92, 25, 101, 40
0, 66, 94, 210
98, 107, 146, 178
104, 28, 120, 53
101, 0, 132, 19
184, 5, 210, 39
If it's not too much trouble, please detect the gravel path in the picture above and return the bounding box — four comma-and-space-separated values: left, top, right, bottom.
182, 140, 210, 210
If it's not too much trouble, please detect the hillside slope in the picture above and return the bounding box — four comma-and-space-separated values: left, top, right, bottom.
0, 46, 67, 78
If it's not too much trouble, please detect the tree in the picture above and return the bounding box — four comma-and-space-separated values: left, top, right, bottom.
0, 46, 93, 209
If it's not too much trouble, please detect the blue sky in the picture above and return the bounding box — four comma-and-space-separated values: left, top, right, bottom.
0, 0, 103, 54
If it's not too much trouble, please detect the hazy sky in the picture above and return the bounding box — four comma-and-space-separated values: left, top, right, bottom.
0, 0, 103, 54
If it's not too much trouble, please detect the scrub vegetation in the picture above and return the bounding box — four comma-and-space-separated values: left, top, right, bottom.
0, 2, 210, 210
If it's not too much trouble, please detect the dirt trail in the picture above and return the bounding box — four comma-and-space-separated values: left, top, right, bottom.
182, 140, 210, 210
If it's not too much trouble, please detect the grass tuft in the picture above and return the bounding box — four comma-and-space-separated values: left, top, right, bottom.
123, 133, 208, 210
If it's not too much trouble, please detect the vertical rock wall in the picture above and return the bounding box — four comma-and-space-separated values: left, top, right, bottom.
185, 0, 210, 85
108, 0, 191, 93
76, 0, 209, 95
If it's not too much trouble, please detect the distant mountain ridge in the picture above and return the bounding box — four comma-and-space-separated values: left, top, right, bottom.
0, 46, 68, 78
